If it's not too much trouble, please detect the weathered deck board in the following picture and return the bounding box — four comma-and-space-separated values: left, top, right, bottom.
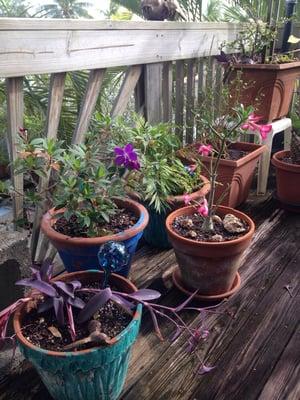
0, 192, 299, 400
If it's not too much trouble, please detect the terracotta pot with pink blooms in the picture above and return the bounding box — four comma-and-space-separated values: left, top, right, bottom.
177, 114, 267, 208
168, 105, 257, 299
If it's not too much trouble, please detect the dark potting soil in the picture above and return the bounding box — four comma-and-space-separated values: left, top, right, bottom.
282, 156, 300, 166
172, 213, 249, 242
53, 209, 138, 237
21, 282, 132, 352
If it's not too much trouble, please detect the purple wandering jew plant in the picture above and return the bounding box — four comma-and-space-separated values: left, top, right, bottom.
0, 241, 221, 374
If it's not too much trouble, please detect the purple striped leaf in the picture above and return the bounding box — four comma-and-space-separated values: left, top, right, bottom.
53, 297, 65, 325
16, 278, 57, 297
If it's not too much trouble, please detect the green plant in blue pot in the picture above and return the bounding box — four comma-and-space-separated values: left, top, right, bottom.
104, 114, 210, 249
12, 129, 149, 275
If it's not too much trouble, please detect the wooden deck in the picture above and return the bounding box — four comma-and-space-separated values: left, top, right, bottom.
0, 192, 299, 400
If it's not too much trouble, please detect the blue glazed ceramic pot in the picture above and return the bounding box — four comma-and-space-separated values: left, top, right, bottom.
41, 198, 149, 276
141, 175, 211, 249
13, 271, 142, 400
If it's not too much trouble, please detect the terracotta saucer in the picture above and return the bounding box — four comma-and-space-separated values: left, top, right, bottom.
172, 267, 241, 301
272, 191, 300, 213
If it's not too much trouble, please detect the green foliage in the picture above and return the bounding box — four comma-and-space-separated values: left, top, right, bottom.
39, 0, 92, 18
14, 131, 129, 237
101, 114, 202, 213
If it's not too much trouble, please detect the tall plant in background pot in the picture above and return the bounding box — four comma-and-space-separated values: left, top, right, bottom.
178, 99, 267, 208
167, 106, 256, 300
217, 12, 300, 122
103, 115, 210, 249
13, 129, 149, 275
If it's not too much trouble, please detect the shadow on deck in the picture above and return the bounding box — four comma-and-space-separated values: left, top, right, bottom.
0, 192, 299, 400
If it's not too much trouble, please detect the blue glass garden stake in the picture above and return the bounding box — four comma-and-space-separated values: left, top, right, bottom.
97, 241, 130, 288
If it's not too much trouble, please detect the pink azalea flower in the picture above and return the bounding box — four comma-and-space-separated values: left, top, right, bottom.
184, 194, 192, 205
198, 144, 213, 157
248, 113, 263, 123
197, 198, 209, 217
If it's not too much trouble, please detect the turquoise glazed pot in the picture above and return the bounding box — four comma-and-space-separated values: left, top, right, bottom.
141, 175, 211, 249
13, 271, 142, 400
41, 198, 149, 277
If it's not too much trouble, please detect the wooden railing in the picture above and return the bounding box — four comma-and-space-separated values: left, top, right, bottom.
0, 18, 298, 263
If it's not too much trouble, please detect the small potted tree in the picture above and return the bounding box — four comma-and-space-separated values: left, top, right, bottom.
13, 129, 149, 275
167, 106, 256, 300
178, 100, 267, 208
107, 115, 210, 249
0, 242, 222, 400
217, 15, 300, 122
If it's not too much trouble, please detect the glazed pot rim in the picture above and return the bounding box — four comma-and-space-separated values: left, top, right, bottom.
166, 205, 255, 247
272, 150, 300, 172
41, 197, 149, 246
13, 270, 142, 357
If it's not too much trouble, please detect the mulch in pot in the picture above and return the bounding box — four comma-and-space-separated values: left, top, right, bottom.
53, 209, 138, 238
172, 213, 249, 242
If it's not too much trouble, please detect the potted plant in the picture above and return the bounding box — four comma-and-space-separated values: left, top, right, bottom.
105, 115, 210, 249
178, 103, 267, 208
0, 242, 221, 400
272, 114, 300, 210
217, 15, 300, 122
166, 106, 256, 300
14, 129, 149, 275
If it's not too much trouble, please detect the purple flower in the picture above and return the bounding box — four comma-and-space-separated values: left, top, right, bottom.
114, 144, 140, 170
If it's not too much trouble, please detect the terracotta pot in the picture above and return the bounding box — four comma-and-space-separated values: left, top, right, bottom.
13, 271, 142, 400
229, 61, 300, 123
271, 150, 300, 206
178, 142, 266, 208
41, 197, 149, 276
166, 205, 255, 296
129, 175, 210, 249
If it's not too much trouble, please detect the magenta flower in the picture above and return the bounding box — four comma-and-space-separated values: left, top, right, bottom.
198, 144, 213, 157
184, 193, 192, 205
114, 144, 140, 170
197, 198, 209, 217
241, 114, 272, 141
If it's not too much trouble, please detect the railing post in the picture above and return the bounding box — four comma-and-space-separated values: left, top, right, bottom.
6, 77, 24, 228
145, 63, 163, 124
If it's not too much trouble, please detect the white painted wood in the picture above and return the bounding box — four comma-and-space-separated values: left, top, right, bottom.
0, 21, 241, 77
31, 73, 66, 261
162, 61, 173, 123
145, 63, 163, 124
111, 65, 142, 117
175, 60, 185, 140
72, 68, 106, 144
186, 59, 196, 143
0, 18, 241, 31
6, 77, 24, 225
